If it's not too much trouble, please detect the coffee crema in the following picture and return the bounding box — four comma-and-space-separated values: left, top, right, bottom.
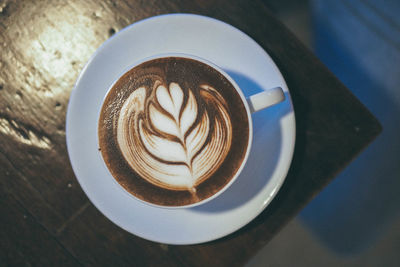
98, 57, 249, 206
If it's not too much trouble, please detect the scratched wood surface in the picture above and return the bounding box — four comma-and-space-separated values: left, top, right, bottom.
0, 0, 381, 266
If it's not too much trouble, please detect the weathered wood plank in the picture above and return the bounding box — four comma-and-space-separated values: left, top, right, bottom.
0, 189, 81, 266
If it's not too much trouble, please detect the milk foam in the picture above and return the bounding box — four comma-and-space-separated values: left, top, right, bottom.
117, 81, 232, 190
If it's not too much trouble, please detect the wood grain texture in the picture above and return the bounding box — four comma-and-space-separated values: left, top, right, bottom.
0, 187, 80, 266
0, 0, 381, 266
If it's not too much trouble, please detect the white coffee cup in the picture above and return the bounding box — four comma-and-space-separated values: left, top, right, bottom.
98, 53, 285, 208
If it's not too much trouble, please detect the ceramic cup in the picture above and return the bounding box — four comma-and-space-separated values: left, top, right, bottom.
97, 54, 285, 208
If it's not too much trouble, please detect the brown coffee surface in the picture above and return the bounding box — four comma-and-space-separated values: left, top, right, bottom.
98, 57, 249, 206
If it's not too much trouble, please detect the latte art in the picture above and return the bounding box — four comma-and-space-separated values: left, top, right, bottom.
98, 57, 249, 206
117, 82, 232, 191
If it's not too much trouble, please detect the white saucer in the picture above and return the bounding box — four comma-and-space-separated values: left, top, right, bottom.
66, 14, 296, 245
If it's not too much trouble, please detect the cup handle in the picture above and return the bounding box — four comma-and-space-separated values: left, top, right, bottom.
246, 87, 285, 113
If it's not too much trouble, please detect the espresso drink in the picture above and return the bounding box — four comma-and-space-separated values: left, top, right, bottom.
98, 57, 249, 206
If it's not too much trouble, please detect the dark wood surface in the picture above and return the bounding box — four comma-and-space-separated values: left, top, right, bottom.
0, 0, 381, 266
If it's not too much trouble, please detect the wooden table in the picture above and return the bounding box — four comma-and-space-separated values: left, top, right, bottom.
0, 0, 381, 266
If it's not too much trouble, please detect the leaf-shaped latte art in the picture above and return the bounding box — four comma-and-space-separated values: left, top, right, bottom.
117, 81, 232, 191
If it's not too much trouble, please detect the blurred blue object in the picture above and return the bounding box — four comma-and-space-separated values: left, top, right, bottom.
300, 0, 400, 254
